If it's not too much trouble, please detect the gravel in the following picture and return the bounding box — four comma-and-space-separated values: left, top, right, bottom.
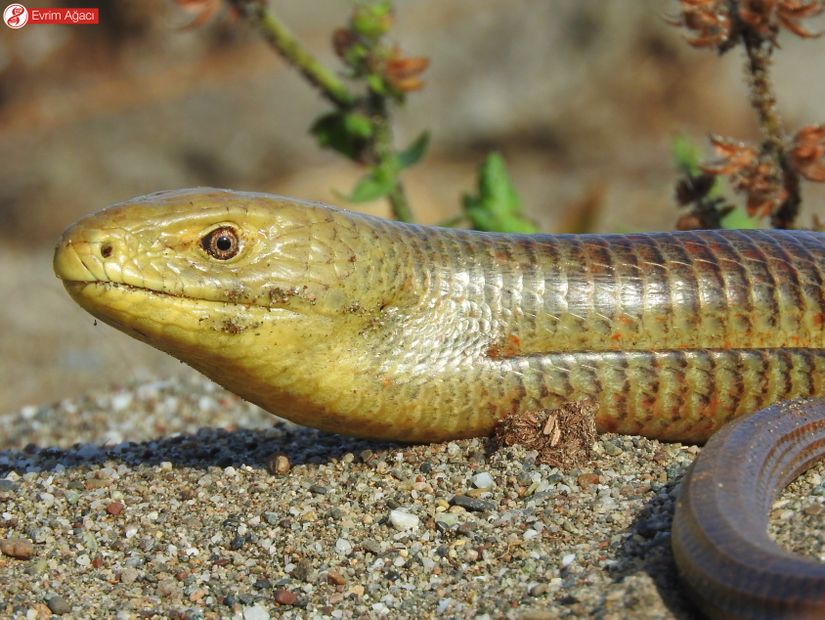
1, 372, 823, 619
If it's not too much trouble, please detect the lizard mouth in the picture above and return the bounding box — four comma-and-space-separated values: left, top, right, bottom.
60, 281, 302, 328
64, 280, 183, 299
60, 281, 262, 347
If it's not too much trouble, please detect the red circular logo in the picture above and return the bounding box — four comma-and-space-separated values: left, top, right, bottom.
3, 4, 29, 29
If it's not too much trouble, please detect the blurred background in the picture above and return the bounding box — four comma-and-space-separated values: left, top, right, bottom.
1, 0, 823, 414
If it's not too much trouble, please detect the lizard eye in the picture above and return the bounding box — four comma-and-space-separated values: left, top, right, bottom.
202, 226, 240, 260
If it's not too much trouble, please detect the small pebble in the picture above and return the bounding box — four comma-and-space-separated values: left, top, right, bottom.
434, 513, 460, 531
389, 509, 420, 531
1, 538, 34, 560
253, 578, 271, 591
531, 583, 550, 596
291, 559, 312, 582
0, 479, 19, 494
449, 495, 495, 512
274, 589, 298, 606
120, 567, 140, 585
243, 604, 271, 620
361, 540, 382, 555
266, 454, 290, 476
335, 538, 353, 555
471, 472, 495, 489
157, 578, 180, 599
327, 571, 346, 586
46, 595, 70, 615
577, 473, 600, 488
106, 502, 125, 516
110, 392, 133, 412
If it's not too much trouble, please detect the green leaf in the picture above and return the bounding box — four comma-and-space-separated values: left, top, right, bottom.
721, 207, 761, 229
672, 134, 703, 177
310, 112, 373, 160
462, 152, 537, 233
396, 132, 429, 169
345, 163, 397, 203
343, 113, 374, 139
672, 134, 723, 198
366, 74, 389, 96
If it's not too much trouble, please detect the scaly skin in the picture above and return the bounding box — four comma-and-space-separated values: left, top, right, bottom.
672, 399, 825, 619
53, 188, 825, 443
53, 188, 825, 618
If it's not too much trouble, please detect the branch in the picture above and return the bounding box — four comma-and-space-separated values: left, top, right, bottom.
228, 0, 355, 108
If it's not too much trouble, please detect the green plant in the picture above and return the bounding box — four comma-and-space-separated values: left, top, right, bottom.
459, 153, 537, 234
176, 0, 535, 232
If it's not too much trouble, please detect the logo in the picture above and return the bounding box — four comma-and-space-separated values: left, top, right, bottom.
3, 3, 29, 28
3, 4, 99, 27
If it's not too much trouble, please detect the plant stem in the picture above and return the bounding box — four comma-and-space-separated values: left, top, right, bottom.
229, 0, 416, 221
773, 157, 802, 228
386, 185, 413, 222
741, 33, 783, 154
738, 21, 801, 227
228, 0, 355, 108
367, 92, 413, 222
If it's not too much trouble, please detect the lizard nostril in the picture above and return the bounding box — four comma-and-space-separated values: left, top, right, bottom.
100, 242, 113, 259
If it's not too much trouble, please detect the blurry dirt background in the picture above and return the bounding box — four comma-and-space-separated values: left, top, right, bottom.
1, 0, 824, 414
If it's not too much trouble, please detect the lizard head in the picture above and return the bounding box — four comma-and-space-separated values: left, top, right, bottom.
53, 187, 400, 428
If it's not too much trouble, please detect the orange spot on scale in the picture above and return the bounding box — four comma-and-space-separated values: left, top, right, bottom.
610, 332, 622, 341
486, 334, 522, 359
382, 376, 392, 387
813, 313, 824, 327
